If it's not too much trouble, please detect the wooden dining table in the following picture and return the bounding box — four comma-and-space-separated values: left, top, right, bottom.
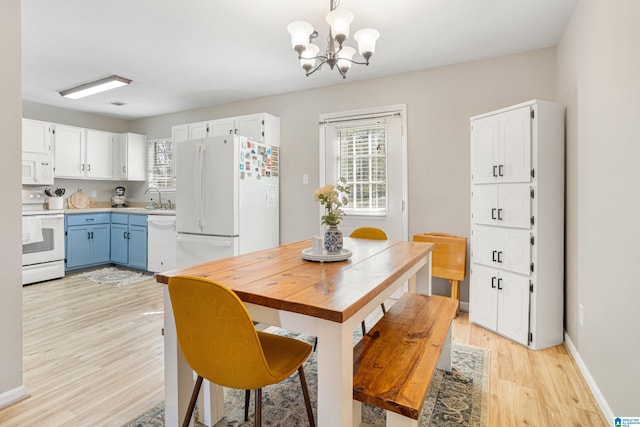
156, 237, 434, 427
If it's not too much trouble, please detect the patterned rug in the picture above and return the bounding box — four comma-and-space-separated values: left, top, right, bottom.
123, 330, 489, 427
75, 267, 151, 287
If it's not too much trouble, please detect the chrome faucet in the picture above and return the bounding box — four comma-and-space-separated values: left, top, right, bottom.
144, 187, 162, 209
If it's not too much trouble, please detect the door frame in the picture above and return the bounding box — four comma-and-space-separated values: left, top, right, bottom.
319, 104, 408, 241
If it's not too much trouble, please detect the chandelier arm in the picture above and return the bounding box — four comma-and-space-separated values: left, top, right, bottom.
305, 58, 328, 77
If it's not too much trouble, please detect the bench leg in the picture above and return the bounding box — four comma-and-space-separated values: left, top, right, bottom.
436, 325, 453, 372
386, 410, 418, 427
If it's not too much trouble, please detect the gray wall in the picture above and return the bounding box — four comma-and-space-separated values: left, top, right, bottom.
130, 47, 557, 302
0, 0, 24, 404
557, 0, 640, 416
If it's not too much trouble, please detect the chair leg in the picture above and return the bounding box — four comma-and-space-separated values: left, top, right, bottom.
182, 375, 203, 427
450, 279, 460, 317
313, 336, 318, 352
244, 389, 251, 422
381, 302, 386, 314
255, 388, 262, 426
361, 320, 367, 336
298, 366, 316, 427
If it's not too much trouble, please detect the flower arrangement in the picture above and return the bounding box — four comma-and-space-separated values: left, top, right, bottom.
314, 177, 350, 227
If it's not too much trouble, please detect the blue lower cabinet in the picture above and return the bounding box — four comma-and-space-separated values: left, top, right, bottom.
65, 214, 111, 271
110, 213, 147, 270
65, 212, 147, 272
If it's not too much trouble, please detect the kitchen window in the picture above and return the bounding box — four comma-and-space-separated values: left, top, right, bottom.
147, 138, 175, 190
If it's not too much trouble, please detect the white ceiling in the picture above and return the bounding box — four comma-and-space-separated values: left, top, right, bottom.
21, 0, 576, 120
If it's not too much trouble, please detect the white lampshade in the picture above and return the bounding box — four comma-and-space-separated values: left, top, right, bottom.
354, 28, 380, 57
287, 21, 314, 50
300, 43, 320, 70
326, 8, 354, 42
337, 46, 356, 71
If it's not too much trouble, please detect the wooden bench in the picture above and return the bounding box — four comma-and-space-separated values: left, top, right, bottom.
352, 293, 458, 427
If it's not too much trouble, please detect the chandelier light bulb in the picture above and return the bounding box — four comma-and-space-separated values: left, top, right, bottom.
287, 21, 315, 54
300, 43, 320, 71
354, 28, 380, 61
337, 46, 356, 74
326, 8, 354, 45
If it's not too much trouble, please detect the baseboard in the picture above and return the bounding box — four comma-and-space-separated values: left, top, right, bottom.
460, 301, 469, 312
0, 385, 28, 410
564, 332, 614, 422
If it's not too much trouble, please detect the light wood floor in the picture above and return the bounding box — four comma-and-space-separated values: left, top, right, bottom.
0, 273, 607, 426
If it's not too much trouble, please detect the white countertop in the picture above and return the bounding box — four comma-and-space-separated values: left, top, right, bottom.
65, 207, 176, 216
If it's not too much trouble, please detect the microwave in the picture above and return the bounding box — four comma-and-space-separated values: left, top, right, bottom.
22, 152, 54, 185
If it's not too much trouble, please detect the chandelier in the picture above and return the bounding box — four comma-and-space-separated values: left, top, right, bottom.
287, 0, 380, 79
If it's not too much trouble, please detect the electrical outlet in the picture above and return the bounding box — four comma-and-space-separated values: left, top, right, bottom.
302, 174, 309, 185
90, 190, 97, 198
579, 304, 584, 327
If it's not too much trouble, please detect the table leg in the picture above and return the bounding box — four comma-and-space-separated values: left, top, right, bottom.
315, 319, 354, 427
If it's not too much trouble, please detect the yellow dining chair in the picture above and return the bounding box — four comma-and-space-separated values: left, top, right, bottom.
349, 227, 388, 335
168, 275, 315, 427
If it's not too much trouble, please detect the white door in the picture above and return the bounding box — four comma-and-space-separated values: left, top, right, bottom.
320, 106, 407, 241
208, 118, 235, 137
236, 114, 263, 141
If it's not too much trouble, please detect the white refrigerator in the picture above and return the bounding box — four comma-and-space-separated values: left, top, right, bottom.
175, 135, 279, 267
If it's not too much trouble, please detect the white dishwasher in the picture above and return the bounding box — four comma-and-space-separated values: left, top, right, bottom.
147, 215, 177, 273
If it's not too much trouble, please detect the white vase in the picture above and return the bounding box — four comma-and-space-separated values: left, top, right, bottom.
324, 225, 343, 253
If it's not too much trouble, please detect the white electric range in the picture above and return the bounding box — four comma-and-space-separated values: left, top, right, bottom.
22, 189, 65, 285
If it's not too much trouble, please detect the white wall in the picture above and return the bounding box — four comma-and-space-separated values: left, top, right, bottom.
557, 0, 640, 416
130, 48, 557, 303
0, 0, 25, 407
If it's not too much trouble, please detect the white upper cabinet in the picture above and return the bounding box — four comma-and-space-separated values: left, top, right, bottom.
54, 124, 85, 178
114, 133, 147, 181
22, 119, 54, 185
471, 105, 532, 184
172, 113, 280, 145
23, 119, 53, 154
55, 126, 113, 179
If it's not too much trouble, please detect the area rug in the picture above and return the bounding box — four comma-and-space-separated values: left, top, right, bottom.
75, 267, 151, 287
122, 333, 489, 427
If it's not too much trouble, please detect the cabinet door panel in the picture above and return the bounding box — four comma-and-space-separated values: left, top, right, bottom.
471, 116, 499, 184
472, 226, 530, 275
236, 114, 263, 141
471, 185, 498, 226
54, 125, 85, 178
89, 224, 111, 263
208, 118, 235, 136
189, 122, 208, 139
469, 264, 499, 330
498, 183, 531, 228
66, 226, 90, 269
499, 106, 531, 183
23, 119, 53, 154
85, 130, 113, 179
128, 225, 147, 269
110, 223, 129, 264
497, 269, 530, 345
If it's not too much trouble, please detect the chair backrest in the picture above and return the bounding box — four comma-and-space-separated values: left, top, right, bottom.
168, 275, 280, 390
413, 233, 467, 281
350, 227, 388, 240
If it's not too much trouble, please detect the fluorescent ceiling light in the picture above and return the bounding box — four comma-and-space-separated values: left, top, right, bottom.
59, 75, 132, 99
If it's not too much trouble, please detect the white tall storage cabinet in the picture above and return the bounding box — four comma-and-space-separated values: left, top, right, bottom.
469, 100, 564, 350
